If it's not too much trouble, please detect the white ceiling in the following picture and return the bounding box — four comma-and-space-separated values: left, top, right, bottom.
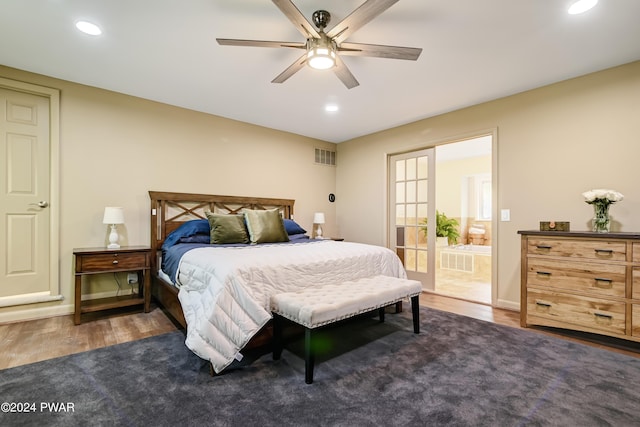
2, 1, 639, 143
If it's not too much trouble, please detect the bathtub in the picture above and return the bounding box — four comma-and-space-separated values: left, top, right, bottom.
439, 244, 491, 273
449, 244, 491, 254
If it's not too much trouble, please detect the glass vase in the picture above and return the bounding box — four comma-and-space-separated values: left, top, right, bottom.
592, 202, 611, 233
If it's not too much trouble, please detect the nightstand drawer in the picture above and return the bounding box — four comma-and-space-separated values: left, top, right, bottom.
76, 252, 147, 272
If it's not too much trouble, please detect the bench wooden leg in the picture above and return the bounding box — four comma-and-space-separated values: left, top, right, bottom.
411, 295, 420, 334
272, 313, 283, 360
378, 307, 385, 323
394, 301, 402, 313
305, 327, 315, 384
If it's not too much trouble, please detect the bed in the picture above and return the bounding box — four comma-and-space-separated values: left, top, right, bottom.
149, 191, 408, 373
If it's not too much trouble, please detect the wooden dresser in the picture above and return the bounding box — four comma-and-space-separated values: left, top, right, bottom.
519, 230, 640, 342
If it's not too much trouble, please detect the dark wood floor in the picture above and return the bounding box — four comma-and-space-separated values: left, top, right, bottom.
1, 293, 638, 370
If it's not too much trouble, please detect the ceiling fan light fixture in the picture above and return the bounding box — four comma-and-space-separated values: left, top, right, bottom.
568, 0, 598, 14
306, 38, 336, 70
75, 20, 102, 35
308, 48, 335, 70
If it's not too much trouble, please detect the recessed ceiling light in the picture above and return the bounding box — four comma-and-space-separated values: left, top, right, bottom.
75, 20, 102, 36
568, 0, 598, 15
325, 104, 339, 112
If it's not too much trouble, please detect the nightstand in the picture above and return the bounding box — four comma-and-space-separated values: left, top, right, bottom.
73, 246, 151, 325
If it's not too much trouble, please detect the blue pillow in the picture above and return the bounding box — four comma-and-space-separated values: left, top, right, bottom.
179, 234, 211, 244
283, 219, 306, 235
162, 219, 210, 250
289, 233, 310, 241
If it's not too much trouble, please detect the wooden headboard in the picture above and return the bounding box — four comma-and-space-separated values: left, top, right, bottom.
147, 191, 295, 330
148, 191, 295, 272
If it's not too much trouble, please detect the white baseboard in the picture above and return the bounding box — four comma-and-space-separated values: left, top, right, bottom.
0, 288, 138, 324
0, 302, 74, 324
496, 298, 520, 312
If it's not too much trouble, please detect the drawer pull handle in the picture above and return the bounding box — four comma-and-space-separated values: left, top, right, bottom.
536, 271, 551, 276
112, 260, 119, 265
594, 249, 613, 254
535, 245, 552, 250
594, 278, 613, 288
593, 312, 613, 325
535, 301, 551, 308
594, 312, 613, 319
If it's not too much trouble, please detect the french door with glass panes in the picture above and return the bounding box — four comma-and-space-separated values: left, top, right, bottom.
389, 149, 435, 290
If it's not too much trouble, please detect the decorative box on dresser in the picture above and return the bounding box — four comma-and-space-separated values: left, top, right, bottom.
73, 246, 151, 325
519, 230, 640, 342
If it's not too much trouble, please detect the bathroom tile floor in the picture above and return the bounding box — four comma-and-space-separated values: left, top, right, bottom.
434, 269, 491, 305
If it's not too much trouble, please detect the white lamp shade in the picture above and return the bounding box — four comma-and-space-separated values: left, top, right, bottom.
313, 212, 325, 224
103, 207, 124, 224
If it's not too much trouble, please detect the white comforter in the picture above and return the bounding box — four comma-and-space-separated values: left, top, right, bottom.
175, 240, 406, 373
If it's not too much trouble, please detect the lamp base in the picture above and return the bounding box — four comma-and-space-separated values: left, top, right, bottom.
107, 224, 120, 249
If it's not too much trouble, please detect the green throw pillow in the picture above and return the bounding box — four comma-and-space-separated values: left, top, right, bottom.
243, 208, 290, 244
205, 212, 249, 244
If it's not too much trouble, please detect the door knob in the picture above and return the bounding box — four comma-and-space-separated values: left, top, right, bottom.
30, 201, 49, 208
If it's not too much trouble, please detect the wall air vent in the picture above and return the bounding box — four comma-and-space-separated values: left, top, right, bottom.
315, 148, 336, 166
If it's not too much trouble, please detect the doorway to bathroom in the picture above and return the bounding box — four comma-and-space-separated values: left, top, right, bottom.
434, 135, 493, 304
388, 148, 435, 290
388, 134, 494, 305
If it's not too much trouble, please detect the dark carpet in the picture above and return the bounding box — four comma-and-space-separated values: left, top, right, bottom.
1, 306, 639, 427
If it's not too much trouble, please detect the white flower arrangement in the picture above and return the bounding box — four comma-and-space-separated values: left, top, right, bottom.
582, 189, 624, 205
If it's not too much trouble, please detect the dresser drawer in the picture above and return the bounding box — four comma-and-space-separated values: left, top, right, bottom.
527, 259, 626, 297
527, 238, 626, 261
633, 268, 640, 300
634, 243, 640, 263
76, 252, 147, 272
526, 289, 626, 336
633, 305, 640, 338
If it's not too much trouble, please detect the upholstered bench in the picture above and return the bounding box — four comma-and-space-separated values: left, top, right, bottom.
270, 275, 422, 384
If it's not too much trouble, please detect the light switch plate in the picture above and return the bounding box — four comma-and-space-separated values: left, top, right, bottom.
501, 209, 510, 221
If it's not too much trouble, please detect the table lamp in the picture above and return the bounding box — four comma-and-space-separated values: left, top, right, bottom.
103, 207, 124, 249
313, 212, 325, 239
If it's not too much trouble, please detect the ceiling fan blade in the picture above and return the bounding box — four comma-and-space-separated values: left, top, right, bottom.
271, 52, 307, 84
338, 42, 422, 60
217, 39, 305, 49
327, 0, 399, 43
333, 56, 359, 89
272, 0, 320, 39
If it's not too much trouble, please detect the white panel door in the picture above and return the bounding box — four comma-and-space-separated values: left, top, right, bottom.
389, 148, 435, 290
0, 87, 51, 300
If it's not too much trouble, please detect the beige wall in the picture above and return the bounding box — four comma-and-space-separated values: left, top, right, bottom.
0, 65, 337, 321
337, 60, 640, 309
2, 60, 639, 320
436, 154, 491, 217
437, 154, 492, 245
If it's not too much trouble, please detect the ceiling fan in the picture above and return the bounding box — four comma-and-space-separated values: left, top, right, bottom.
216, 0, 422, 89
